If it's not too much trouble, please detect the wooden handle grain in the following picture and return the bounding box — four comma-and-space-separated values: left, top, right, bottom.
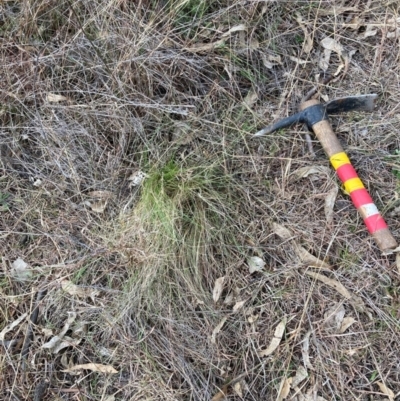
310, 115, 398, 254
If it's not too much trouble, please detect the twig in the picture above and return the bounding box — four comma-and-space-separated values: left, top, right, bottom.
213, 361, 265, 398
21, 285, 47, 368
301, 74, 337, 103
305, 132, 316, 159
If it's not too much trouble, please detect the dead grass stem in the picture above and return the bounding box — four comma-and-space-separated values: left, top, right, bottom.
1, 1, 400, 400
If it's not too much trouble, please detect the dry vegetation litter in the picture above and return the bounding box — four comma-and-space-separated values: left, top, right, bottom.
1, 1, 400, 400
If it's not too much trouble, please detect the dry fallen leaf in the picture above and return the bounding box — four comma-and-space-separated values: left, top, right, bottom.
61, 280, 99, 300
387, 16, 400, 25
259, 317, 287, 357
0, 313, 28, 341
306, 272, 372, 314
324, 186, 338, 224
364, 24, 378, 38
233, 381, 243, 398
249, 38, 259, 50
186, 39, 224, 52
42, 328, 54, 337
295, 245, 331, 269
272, 222, 293, 240
324, 303, 345, 331
305, 271, 352, 299
42, 336, 63, 349
213, 276, 225, 302
387, 28, 400, 38
291, 365, 308, 388
46, 92, 68, 102
53, 336, 82, 354
318, 6, 358, 16
221, 24, 247, 37
128, 170, 147, 187
63, 363, 118, 374
89, 199, 107, 213
211, 385, 228, 401
376, 381, 395, 401
248, 314, 259, 324
289, 56, 309, 65
211, 317, 227, 344
339, 316, 356, 333
343, 15, 361, 30
243, 89, 258, 107
98, 346, 114, 357
11, 257, 33, 281
248, 256, 265, 273
301, 331, 314, 371
321, 36, 343, 54
314, 281, 367, 315
60, 353, 74, 369
223, 293, 234, 305
42, 311, 77, 352
296, 14, 313, 54
72, 321, 87, 337
87, 190, 113, 199
396, 252, 400, 274
273, 223, 331, 269
319, 51, 331, 71
262, 53, 282, 69
269, 54, 282, 64
291, 165, 331, 179
319, 37, 344, 72
233, 300, 246, 312
276, 377, 292, 401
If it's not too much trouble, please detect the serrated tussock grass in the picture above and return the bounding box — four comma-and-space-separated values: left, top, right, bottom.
115, 158, 237, 312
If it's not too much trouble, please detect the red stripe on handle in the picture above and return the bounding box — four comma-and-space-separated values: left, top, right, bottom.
364, 214, 388, 233
350, 188, 374, 209
336, 163, 358, 183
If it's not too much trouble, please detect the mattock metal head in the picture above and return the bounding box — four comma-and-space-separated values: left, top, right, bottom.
254, 94, 378, 137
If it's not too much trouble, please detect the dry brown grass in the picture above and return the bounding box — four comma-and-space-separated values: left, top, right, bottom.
1, 0, 400, 400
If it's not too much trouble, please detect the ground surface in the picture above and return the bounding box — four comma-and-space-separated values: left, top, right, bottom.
1, 1, 400, 400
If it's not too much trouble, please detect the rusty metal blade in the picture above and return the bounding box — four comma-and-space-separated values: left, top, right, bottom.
326, 94, 378, 114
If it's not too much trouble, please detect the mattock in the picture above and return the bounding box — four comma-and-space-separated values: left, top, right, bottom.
254, 94, 398, 255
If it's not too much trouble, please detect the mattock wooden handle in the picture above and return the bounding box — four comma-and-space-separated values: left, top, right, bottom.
300, 100, 398, 254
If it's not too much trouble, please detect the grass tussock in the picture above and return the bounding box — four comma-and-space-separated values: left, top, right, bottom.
1, 0, 400, 400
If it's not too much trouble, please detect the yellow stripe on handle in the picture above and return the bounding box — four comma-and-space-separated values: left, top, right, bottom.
343, 177, 365, 193
329, 152, 365, 194
330, 152, 350, 170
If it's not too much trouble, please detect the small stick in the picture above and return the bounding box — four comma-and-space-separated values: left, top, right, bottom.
21, 285, 47, 368
301, 74, 336, 103
305, 132, 316, 159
